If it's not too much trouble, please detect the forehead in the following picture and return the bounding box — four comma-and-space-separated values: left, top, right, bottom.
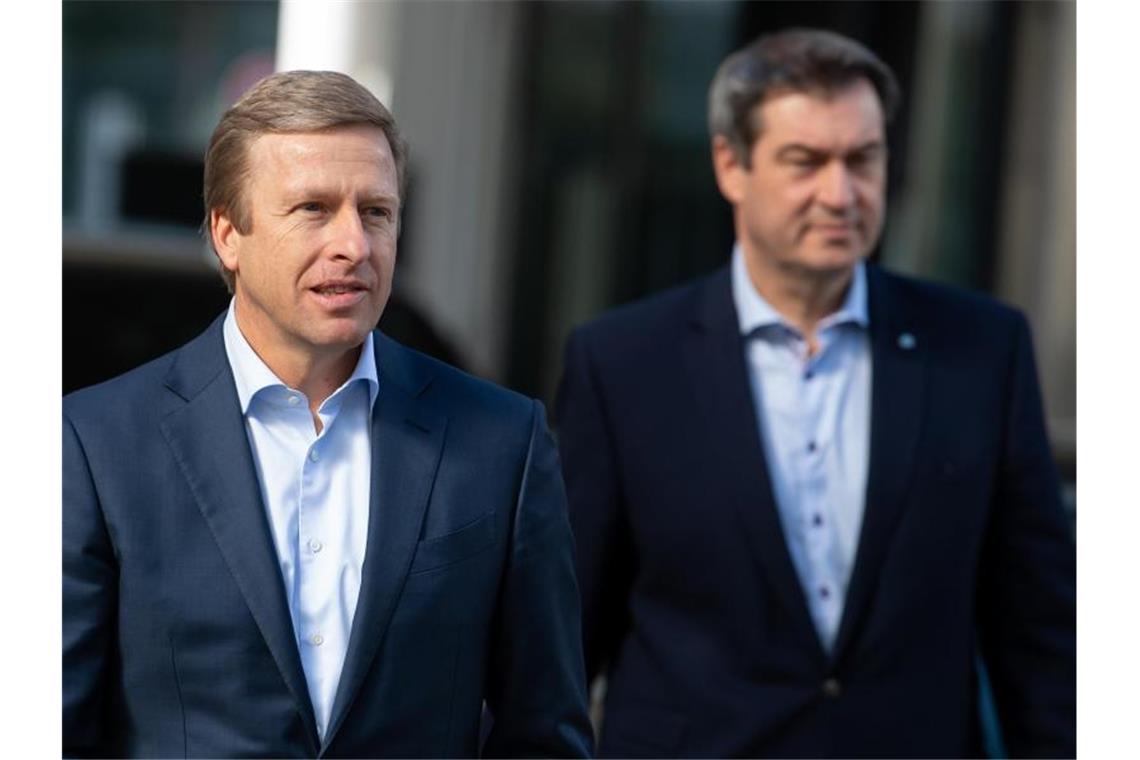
246, 125, 397, 192
754, 79, 885, 149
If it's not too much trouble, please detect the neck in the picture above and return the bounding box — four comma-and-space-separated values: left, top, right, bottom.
233, 304, 362, 413
740, 246, 855, 346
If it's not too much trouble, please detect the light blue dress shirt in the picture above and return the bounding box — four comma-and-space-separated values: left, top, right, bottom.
731, 247, 872, 652
223, 302, 379, 739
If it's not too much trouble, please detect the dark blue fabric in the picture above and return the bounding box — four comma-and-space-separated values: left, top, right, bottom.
556, 264, 1075, 758
63, 315, 593, 758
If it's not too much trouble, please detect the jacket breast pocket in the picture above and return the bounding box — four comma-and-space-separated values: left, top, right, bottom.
407, 511, 496, 575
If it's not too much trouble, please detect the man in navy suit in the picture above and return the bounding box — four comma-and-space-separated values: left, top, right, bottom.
63, 70, 593, 758
557, 29, 1074, 758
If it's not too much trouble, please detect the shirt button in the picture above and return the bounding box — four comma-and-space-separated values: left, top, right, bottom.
804, 370, 814, 380
822, 678, 842, 698
287, 394, 301, 406
819, 585, 830, 599
311, 633, 324, 646
812, 514, 823, 527
309, 449, 320, 462
309, 539, 323, 553
807, 441, 817, 453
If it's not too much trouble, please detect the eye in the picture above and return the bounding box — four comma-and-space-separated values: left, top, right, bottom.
297, 201, 325, 214
363, 206, 395, 222
782, 151, 824, 174
847, 148, 883, 175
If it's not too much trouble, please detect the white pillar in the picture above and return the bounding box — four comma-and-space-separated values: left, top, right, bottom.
275, 0, 399, 107
391, 1, 523, 381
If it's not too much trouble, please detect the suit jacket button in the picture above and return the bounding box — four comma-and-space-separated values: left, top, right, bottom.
822, 678, 842, 698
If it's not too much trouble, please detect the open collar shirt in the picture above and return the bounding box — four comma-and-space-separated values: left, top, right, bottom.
731, 246, 872, 652
223, 301, 379, 739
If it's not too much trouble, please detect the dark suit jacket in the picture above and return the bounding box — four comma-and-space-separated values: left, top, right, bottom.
63, 315, 593, 758
556, 263, 1075, 758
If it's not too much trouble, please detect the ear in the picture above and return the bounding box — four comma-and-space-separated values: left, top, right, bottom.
210, 208, 241, 277
711, 135, 748, 205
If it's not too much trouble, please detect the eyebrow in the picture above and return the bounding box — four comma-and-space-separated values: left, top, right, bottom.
280, 187, 400, 206
775, 141, 885, 160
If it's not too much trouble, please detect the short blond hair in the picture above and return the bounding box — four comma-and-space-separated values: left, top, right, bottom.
202, 70, 408, 292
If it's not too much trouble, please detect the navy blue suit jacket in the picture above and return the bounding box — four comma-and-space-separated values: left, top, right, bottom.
63, 316, 593, 758
556, 264, 1075, 758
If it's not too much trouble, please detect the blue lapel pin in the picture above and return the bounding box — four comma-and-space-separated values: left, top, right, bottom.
897, 332, 917, 350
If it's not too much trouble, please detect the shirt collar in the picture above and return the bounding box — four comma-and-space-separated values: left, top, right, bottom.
730, 243, 869, 337
222, 299, 380, 415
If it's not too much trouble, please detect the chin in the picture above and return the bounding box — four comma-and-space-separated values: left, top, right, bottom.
309, 321, 373, 351
795, 248, 864, 276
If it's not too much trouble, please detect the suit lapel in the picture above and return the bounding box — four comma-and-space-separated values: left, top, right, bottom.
681, 268, 826, 663
322, 333, 446, 751
832, 265, 927, 663
158, 317, 320, 753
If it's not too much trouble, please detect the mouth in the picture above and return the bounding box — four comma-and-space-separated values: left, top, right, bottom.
308, 279, 370, 309
807, 223, 862, 245
811, 222, 857, 234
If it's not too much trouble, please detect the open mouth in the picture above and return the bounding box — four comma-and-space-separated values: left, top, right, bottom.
309, 281, 370, 308
312, 284, 367, 295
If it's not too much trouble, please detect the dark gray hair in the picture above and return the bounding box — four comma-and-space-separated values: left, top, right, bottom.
203, 70, 408, 292
708, 28, 900, 166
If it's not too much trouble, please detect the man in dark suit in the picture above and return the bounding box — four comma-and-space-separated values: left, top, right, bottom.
557, 29, 1074, 758
63, 70, 593, 758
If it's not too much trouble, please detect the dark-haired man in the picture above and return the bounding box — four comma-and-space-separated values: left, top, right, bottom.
63, 70, 593, 758
558, 29, 1074, 757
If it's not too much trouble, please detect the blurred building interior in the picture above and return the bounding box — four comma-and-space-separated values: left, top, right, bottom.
63, 0, 1075, 514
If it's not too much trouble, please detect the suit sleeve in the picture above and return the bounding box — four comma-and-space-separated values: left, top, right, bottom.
62, 411, 119, 757
977, 314, 1075, 758
555, 329, 636, 683
481, 400, 594, 758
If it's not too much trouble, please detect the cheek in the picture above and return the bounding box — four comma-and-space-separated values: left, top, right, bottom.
778, 192, 814, 226
857, 177, 886, 208
239, 244, 273, 285
861, 194, 886, 227
372, 234, 398, 270
771, 177, 811, 206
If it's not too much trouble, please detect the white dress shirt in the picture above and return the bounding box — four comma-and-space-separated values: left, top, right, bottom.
731, 246, 872, 652
223, 301, 379, 739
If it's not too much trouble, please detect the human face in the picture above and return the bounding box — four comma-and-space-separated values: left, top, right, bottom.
213, 125, 399, 364
713, 78, 887, 279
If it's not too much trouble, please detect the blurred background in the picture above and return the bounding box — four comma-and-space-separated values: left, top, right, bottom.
63, 0, 1074, 513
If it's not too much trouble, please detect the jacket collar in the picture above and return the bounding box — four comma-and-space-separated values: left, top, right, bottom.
686, 262, 927, 665
158, 316, 447, 754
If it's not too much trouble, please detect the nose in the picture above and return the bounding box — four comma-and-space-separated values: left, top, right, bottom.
817, 161, 857, 213
328, 208, 371, 264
